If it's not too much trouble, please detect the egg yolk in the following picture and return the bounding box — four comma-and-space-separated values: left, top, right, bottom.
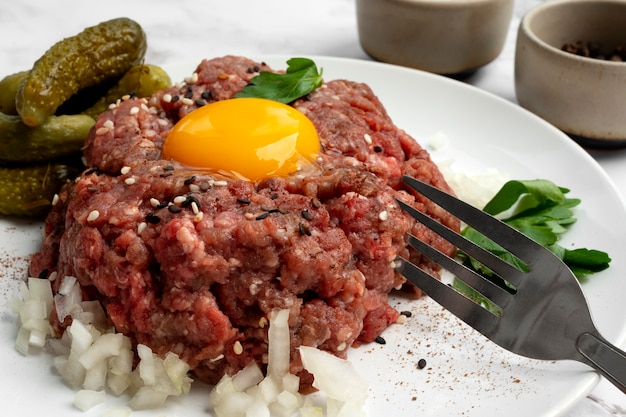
161, 98, 320, 182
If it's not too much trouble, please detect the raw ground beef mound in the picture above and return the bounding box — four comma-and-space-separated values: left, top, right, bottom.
29, 55, 460, 390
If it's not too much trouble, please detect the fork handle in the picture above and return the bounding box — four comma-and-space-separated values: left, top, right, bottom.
577, 332, 626, 394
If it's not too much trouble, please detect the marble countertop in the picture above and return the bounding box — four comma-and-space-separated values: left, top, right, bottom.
1, 0, 625, 415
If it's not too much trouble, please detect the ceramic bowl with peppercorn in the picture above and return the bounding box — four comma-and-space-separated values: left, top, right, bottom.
356, 0, 515, 75
515, 0, 626, 147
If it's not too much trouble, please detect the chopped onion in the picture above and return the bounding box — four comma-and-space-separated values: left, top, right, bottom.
15, 279, 369, 416
209, 309, 369, 417
74, 389, 106, 411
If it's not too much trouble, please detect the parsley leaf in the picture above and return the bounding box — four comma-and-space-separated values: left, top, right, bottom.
234, 57, 323, 104
461, 179, 611, 280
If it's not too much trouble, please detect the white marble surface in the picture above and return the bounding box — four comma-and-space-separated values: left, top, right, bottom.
1, 0, 625, 415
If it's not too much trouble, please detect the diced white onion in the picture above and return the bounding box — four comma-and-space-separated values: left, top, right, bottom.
299, 345, 368, 404
74, 389, 106, 411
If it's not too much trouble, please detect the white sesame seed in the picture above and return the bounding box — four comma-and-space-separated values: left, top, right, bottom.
194, 212, 204, 222
245, 213, 255, 220
48, 271, 58, 282
162, 93, 172, 103
184, 72, 199, 84
150, 198, 160, 208
129, 106, 140, 115
173, 196, 186, 204
96, 126, 111, 135
103, 120, 114, 129
379, 210, 389, 221
137, 222, 147, 234
51, 194, 59, 206
87, 210, 100, 222
364, 133, 372, 144
337, 342, 347, 351
189, 184, 200, 193
157, 118, 169, 126
213, 180, 228, 187
210, 354, 224, 362
233, 341, 243, 355
396, 315, 407, 325
181, 97, 194, 106
108, 103, 117, 110
124, 177, 136, 185
191, 201, 199, 215
122, 94, 132, 101
259, 317, 268, 328
120, 166, 131, 175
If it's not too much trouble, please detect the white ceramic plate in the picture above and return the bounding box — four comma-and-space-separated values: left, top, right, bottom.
2, 56, 626, 417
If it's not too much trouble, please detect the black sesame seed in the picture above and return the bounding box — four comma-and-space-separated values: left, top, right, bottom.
375, 336, 386, 345
183, 176, 196, 186
168, 205, 182, 213
182, 196, 200, 208
146, 212, 161, 224
156, 201, 169, 210
301, 209, 312, 221
201, 91, 214, 100
256, 212, 269, 220
170, 95, 180, 103
246, 67, 255, 74
195, 99, 207, 107
298, 222, 311, 236
373, 145, 383, 153
271, 193, 279, 200
184, 91, 194, 99
237, 198, 251, 204
253, 65, 260, 72
163, 166, 175, 171
417, 358, 427, 369
128, 92, 137, 99
400, 310, 413, 318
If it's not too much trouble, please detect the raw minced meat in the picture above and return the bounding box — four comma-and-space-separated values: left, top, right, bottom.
29, 55, 460, 390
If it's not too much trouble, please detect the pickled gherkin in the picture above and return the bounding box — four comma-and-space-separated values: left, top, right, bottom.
0, 162, 80, 217
83, 64, 172, 118
0, 70, 28, 115
0, 112, 94, 162
16, 17, 147, 127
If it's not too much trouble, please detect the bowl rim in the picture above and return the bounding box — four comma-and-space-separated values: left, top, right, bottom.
520, 0, 626, 67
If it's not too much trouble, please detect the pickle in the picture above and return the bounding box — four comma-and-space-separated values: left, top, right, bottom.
0, 162, 80, 217
16, 17, 147, 127
83, 64, 172, 118
0, 112, 94, 162
0, 70, 28, 115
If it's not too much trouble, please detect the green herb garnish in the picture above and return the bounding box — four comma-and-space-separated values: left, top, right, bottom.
460, 179, 611, 280
234, 57, 323, 104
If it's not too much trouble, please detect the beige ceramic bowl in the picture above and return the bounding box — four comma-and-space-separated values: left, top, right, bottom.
515, 0, 626, 146
356, 0, 514, 75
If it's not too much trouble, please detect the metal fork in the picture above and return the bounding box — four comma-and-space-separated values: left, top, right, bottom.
395, 175, 626, 394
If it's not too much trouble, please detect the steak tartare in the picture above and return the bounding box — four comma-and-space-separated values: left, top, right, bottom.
29, 55, 460, 390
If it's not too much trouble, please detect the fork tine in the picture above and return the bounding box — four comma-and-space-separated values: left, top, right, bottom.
396, 197, 526, 288
401, 175, 543, 285
395, 255, 500, 337
406, 234, 513, 308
